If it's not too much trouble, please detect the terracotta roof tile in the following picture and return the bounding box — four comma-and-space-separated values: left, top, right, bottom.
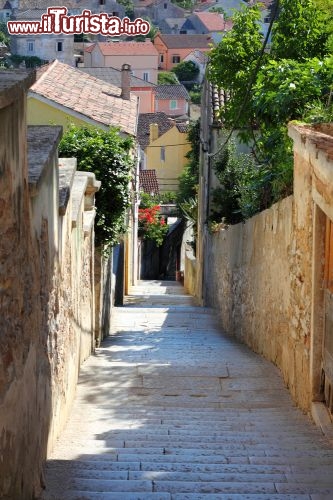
90, 41, 159, 56
194, 12, 232, 32
29, 60, 138, 136
155, 34, 212, 49
84, 43, 96, 53
140, 169, 159, 194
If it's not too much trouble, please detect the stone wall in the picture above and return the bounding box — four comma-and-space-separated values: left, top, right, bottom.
200, 123, 333, 414
0, 70, 48, 500
184, 250, 197, 297
202, 196, 310, 404
0, 71, 100, 498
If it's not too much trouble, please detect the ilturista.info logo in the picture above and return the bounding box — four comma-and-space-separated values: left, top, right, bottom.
7, 7, 151, 36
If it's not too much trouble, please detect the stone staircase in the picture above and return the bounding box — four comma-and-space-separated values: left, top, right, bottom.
41, 281, 333, 499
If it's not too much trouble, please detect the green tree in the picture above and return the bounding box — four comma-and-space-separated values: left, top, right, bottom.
158, 71, 179, 85
177, 119, 200, 204
207, 0, 333, 219
0, 22, 9, 45
207, 4, 262, 129
271, 0, 329, 60
171, 60, 199, 82
209, 6, 227, 17
59, 125, 134, 251
313, 0, 333, 52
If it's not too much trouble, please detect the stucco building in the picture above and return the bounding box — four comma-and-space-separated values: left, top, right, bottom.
27, 59, 138, 135
137, 112, 190, 192
153, 33, 212, 71
84, 40, 159, 84
10, 8, 75, 66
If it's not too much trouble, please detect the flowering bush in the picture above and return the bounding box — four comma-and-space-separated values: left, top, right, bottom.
138, 205, 168, 247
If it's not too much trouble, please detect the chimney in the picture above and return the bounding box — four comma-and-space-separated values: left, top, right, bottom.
149, 123, 159, 143
121, 63, 131, 100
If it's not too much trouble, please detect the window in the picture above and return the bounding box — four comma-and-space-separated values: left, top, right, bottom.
160, 54, 164, 63
56, 40, 63, 52
143, 72, 149, 81
164, 2, 167, 8
27, 40, 34, 53
100, 0, 105, 4
160, 146, 165, 162
172, 55, 180, 64
112, 11, 119, 16
170, 100, 177, 110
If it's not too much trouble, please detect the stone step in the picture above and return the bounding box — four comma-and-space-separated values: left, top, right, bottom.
42, 281, 333, 498
171, 495, 312, 500
44, 478, 153, 493
43, 492, 170, 500
46, 468, 288, 483
98, 431, 325, 444
130, 471, 288, 483
154, 480, 333, 495
45, 460, 293, 474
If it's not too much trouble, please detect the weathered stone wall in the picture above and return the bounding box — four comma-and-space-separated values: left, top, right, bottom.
201, 124, 333, 414
0, 71, 50, 499
0, 72, 99, 498
184, 250, 197, 297
203, 195, 313, 411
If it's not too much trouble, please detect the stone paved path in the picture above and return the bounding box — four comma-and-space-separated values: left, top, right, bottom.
42, 281, 333, 500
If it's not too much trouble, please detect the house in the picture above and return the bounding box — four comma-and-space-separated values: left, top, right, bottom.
157, 17, 187, 35
137, 112, 190, 192
154, 84, 189, 117
153, 33, 212, 71
134, 0, 186, 25
181, 11, 233, 43
76, 0, 125, 16
183, 49, 208, 83
79, 66, 156, 113
0, 0, 13, 21
27, 60, 138, 137
84, 41, 159, 84
10, 8, 75, 66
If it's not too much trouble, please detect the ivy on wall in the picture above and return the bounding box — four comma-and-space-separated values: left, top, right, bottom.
59, 125, 134, 252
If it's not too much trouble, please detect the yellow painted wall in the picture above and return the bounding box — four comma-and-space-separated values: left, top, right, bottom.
145, 126, 190, 192
27, 96, 98, 131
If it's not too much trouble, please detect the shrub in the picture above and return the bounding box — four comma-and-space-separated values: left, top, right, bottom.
138, 205, 168, 246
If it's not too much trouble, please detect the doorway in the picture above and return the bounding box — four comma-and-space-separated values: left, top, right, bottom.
322, 216, 333, 416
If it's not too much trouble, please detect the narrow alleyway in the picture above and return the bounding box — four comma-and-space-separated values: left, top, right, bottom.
42, 281, 333, 500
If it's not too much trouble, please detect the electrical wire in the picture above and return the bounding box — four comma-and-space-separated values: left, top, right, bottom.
144, 143, 190, 147
207, 0, 280, 158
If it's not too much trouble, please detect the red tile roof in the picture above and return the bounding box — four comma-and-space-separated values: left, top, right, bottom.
84, 43, 96, 53
91, 41, 159, 57
139, 169, 159, 195
194, 12, 232, 32
29, 60, 138, 136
